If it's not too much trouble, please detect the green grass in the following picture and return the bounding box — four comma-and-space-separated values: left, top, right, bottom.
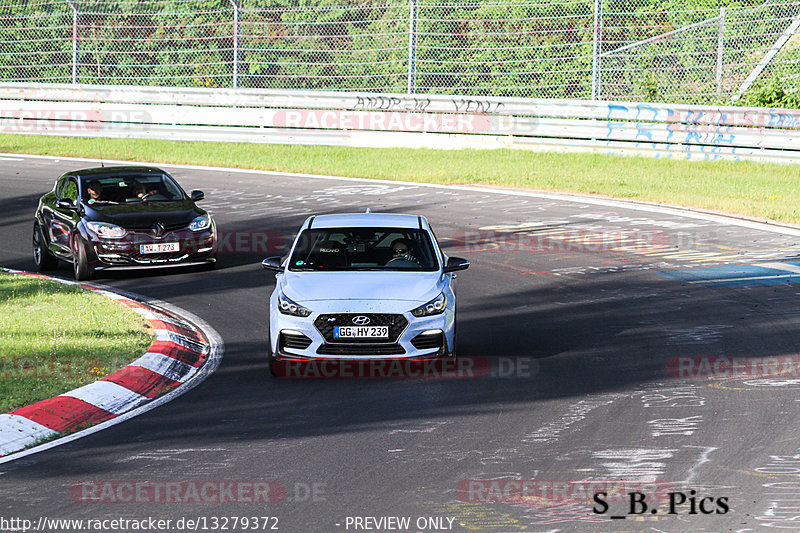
0, 272, 154, 413
2, 134, 800, 223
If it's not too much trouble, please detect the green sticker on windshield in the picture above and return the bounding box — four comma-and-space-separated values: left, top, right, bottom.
296, 260, 304, 265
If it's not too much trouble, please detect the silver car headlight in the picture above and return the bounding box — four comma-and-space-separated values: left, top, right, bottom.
411, 292, 447, 317
189, 215, 212, 232
86, 221, 127, 239
277, 289, 312, 317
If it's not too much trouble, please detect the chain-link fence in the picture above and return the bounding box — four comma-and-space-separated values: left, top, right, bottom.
1, 0, 798, 105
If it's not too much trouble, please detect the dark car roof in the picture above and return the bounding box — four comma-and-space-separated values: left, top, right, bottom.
66, 166, 168, 181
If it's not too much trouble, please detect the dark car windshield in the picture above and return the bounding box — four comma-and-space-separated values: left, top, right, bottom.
81, 173, 186, 205
288, 228, 439, 271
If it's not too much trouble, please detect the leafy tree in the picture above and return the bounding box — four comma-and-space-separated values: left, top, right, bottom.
0, 0, 795, 107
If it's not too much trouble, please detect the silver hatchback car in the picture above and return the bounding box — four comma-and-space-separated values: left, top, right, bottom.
261, 212, 469, 374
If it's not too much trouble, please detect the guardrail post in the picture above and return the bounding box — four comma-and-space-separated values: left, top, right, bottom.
227, 0, 240, 88
591, 0, 602, 100
716, 8, 725, 94
407, 0, 418, 94
66, 1, 79, 84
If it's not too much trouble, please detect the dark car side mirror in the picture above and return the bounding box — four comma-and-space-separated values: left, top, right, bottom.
443, 257, 470, 273
261, 256, 284, 272
56, 198, 77, 210
190, 190, 205, 202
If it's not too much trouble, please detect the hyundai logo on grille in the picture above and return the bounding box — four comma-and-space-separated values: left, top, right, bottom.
352, 315, 371, 326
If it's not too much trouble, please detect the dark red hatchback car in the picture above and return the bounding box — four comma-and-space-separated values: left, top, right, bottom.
33, 166, 217, 280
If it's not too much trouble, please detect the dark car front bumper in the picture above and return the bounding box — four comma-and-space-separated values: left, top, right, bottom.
87, 227, 216, 270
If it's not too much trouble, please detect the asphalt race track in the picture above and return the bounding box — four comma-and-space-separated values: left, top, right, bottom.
4, 154, 800, 532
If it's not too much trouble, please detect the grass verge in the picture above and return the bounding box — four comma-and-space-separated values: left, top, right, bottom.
0, 271, 154, 413
2, 134, 800, 223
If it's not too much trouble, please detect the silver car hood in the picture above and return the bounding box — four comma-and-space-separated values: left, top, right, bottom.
281, 270, 444, 304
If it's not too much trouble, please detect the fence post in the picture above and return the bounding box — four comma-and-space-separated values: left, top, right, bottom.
591, 0, 602, 100
407, 0, 418, 94
66, 1, 79, 84
228, 0, 240, 88
716, 7, 725, 94
732, 10, 800, 102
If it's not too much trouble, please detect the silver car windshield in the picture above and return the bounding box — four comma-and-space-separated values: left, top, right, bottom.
288, 228, 439, 271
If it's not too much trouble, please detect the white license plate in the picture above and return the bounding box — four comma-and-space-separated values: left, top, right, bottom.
334, 326, 389, 339
140, 242, 179, 254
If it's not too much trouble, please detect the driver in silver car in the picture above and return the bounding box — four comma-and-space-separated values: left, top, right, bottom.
388, 238, 418, 265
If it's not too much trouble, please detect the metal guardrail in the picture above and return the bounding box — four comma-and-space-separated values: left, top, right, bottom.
0, 83, 799, 164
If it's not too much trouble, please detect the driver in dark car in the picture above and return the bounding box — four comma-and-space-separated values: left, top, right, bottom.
86, 181, 103, 204
133, 182, 157, 200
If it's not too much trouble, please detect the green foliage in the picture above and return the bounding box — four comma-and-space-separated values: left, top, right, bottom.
740, 78, 800, 108
0, 4, 73, 82
636, 70, 660, 101
0, 271, 153, 413
416, 2, 595, 98
240, 1, 407, 90
0, 0, 797, 103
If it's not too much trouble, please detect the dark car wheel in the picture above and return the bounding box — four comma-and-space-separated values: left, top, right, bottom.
72, 235, 94, 281
33, 223, 58, 271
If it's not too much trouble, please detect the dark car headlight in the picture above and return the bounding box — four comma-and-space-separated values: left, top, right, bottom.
86, 221, 127, 239
277, 290, 312, 317
411, 292, 447, 317
189, 215, 212, 232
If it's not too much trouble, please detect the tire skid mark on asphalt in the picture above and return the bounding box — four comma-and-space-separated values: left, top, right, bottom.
521, 395, 626, 444
422, 501, 527, 531
199, 183, 427, 219
741, 448, 800, 529
0, 269, 213, 458
463, 212, 800, 278
407, 394, 628, 528
112, 447, 229, 464
433, 385, 715, 528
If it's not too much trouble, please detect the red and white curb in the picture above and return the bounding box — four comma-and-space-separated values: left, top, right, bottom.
0, 269, 223, 461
